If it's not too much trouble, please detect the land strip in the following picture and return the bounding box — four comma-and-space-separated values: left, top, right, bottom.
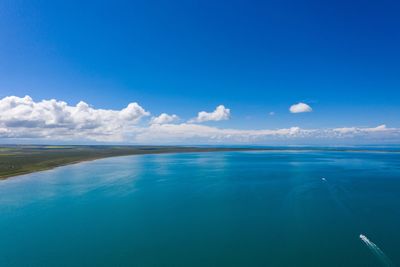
0, 145, 247, 180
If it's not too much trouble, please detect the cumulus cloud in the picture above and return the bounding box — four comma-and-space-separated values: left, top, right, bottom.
0, 95, 149, 141
289, 102, 312, 113
150, 113, 179, 125
189, 105, 230, 123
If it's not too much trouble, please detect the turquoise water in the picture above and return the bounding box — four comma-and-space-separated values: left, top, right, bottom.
0, 151, 399, 266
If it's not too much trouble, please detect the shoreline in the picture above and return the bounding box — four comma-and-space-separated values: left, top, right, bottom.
0, 146, 250, 180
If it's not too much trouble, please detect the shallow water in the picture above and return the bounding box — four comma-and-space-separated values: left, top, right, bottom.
0, 151, 399, 266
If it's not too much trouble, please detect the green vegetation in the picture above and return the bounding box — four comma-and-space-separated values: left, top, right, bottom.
0, 145, 247, 180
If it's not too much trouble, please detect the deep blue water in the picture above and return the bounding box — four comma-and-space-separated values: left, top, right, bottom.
0, 151, 399, 267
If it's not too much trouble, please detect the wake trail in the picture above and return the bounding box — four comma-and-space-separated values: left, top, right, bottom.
321, 178, 354, 221
322, 180, 394, 266
359, 234, 394, 267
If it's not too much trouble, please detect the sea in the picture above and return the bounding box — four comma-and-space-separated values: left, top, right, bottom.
0, 150, 399, 266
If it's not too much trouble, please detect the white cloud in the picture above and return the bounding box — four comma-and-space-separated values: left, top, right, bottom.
0, 96, 399, 144
150, 113, 179, 125
134, 123, 400, 144
0, 95, 149, 141
289, 102, 312, 113
135, 123, 309, 144
333, 124, 390, 136
189, 105, 230, 123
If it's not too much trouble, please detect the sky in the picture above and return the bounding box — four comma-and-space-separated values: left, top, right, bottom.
0, 0, 399, 144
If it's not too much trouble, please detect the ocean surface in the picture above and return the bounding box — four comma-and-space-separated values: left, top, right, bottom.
0, 151, 399, 267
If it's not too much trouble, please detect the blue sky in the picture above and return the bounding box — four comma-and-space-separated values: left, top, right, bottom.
0, 0, 399, 144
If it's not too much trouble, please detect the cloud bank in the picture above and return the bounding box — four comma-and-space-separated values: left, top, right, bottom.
0, 96, 399, 144
290, 102, 312, 113
135, 124, 400, 144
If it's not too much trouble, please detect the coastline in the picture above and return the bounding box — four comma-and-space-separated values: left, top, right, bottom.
0, 146, 250, 180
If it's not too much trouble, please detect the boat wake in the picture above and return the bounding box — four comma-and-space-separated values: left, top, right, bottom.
359, 234, 393, 266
